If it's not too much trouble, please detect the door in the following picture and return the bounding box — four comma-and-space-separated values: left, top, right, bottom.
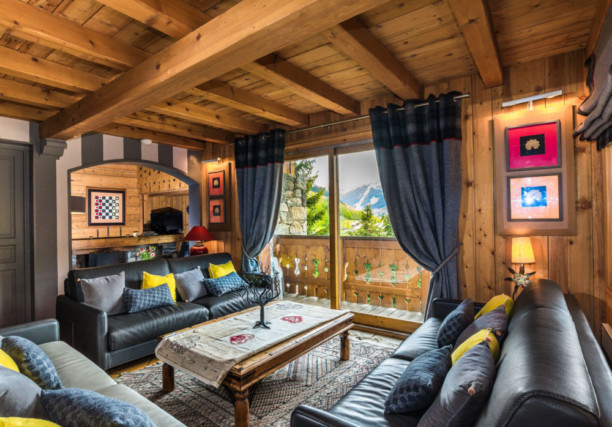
0, 144, 30, 327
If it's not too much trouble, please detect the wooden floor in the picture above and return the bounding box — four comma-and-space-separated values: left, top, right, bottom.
282, 293, 425, 323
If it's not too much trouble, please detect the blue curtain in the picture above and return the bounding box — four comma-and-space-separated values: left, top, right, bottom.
369, 93, 462, 318
235, 130, 285, 272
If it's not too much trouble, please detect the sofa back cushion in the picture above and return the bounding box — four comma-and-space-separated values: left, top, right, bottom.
67, 259, 171, 302
474, 282, 600, 427
167, 253, 233, 278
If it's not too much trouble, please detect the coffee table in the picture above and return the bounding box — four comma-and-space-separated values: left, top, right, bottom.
158, 304, 354, 427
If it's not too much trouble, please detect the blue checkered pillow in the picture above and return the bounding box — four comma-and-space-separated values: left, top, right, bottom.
1, 336, 62, 390
123, 283, 174, 313
41, 388, 155, 427
203, 272, 248, 297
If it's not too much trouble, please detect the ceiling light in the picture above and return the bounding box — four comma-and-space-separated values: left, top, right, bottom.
501, 90, 563, 109
140, 138, 153, 145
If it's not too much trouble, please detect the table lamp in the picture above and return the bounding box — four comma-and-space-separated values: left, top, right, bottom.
184, 225, 214, 255
505, 237, 536, 299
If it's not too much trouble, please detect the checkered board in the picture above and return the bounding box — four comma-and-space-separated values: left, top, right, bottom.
93, 195, 121, 220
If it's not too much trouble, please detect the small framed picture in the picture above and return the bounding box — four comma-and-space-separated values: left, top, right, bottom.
209, 199, 225, 224
87, 189, 126, 226
208, 170, 225, 197
508, 174, 562, 221
506, 120, 560, 171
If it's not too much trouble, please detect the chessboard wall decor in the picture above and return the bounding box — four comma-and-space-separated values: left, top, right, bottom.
87, 188, 126, 226
495, 106, 576, 236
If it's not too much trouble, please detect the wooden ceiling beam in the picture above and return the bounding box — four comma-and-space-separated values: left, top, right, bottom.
98, 123, 207, 151
40, 0, 385, 139
0, 101, 56, 121
191, 80, 308, 126
0, 46, 107, 93
149, 99, 266, 134
447, 0, 503, 87
0, 79, 81, 109
0, 0, 148, 70
586, 0, 612, 57
96, 0, 212, 39
120, 112, 233, 144
323, 18, 423, 100
243, 54, 361, 115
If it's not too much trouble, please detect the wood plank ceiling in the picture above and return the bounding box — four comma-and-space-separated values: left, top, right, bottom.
0, 0, 600, 151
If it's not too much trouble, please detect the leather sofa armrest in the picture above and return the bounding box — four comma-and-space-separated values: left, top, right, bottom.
291, 405, 360, 427
56, 295, 108, 369
0, 319, 59, 344
432, 298, 485, 319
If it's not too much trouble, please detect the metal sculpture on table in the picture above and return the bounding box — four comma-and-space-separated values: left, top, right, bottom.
237, 272, 281, 329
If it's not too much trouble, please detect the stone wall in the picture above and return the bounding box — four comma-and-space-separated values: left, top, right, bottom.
276, 171, 307, 235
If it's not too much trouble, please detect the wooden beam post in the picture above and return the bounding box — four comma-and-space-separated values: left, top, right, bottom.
447, 0, 503, 87
323, 18, 423, 100
328, 149, 341, 310
97, 123, 207, 151
40, 0, 385, 140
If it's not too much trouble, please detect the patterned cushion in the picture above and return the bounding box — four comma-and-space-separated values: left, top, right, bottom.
437, 298, 474, 347
1, 337, 62, 390
40, 388, 155, 427
0, 366, 46, 419
419, 341, 496, 427
0, 418, 60, 427
385, 345, 452, 413
203, 272, 248, 297
175, 267, 207, 302
455, 305, 508, 349
123, 284, 174, 313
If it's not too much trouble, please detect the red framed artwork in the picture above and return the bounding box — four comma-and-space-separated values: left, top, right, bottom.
209, 199, 225, 224
208, 170, 225, 197
206, 162, 231, 232
506, 120, 560, 171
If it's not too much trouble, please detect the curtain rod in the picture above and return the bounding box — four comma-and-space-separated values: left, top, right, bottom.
287, 93, 470, 135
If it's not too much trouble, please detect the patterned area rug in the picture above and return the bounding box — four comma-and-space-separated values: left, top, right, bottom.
116, 336, 395, 426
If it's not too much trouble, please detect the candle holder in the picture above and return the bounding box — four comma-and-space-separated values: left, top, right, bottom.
236, 271, 280, 329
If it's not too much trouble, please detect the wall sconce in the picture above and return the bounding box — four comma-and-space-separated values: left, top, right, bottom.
501, 89, 563, 110
70, 196, 86, 214
140, 138, 153, 145
201, 157, 221, 164
505, 237, 536, 299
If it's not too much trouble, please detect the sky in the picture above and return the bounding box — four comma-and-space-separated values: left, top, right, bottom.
310, 150, 381, 194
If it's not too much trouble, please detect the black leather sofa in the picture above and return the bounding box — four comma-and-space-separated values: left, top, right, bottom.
291, 280, 612, 427
57, 253, 267, 370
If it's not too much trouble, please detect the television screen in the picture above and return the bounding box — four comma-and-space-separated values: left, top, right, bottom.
150, 207, 183, 234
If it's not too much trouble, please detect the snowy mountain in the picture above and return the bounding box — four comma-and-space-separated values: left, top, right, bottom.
340, 184, 387, 216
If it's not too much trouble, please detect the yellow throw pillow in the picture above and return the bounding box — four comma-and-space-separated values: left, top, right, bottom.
141, 271, 177, 302
475, 294, 514, 319
451, 329, 500, 365
0, 419, 60, 427
208, 260, 237, 279
0, 349, 18, 372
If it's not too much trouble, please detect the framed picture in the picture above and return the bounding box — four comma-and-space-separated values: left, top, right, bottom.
495, 106, 576, 236
206, 163, 232, 232
508, 174, 562, 221
209, 199, 225, 224
506, 120, 560, 171
208, 170, 225, 197
87, 188, 126, 226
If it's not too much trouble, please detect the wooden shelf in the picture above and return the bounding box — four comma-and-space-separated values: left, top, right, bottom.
72, 234, 183, 255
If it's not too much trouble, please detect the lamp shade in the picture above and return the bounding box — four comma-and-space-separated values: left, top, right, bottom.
70, 196, 86, 214
511, 237, 535, 264
184, 225, 214, 242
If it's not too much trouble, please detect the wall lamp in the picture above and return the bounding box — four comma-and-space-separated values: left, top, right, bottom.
201, 157, 221, 164
501, 89, 563, 110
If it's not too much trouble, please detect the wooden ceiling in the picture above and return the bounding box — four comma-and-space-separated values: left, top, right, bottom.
0, 0, 602, 151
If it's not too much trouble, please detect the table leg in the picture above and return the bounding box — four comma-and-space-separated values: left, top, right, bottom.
340, 330, 350, 361
162, 363, 175, 392
234, 389, 250, 427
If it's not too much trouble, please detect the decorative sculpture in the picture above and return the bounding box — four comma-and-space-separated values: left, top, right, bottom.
237, 272, 281, 329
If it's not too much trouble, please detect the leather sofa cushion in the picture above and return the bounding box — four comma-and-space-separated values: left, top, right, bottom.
167, 253, 233, 278
107, 303, 209, 351
67, 259, 171, 302
192, 288, 260, 319
329, 357, 422, 427
475, 307, 599, 427
391, 317, 441, 361
509, 279, 569, 330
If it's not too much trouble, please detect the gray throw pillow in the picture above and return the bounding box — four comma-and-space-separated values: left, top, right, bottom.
0, 366, 46, 419
385, 345, 452, 413
454, 305, 508, 349
437, 298, 474, 347
1, 336, 62, 390
175, 267, 207, 302
80, 271, 126, 315
418, 341, 496, 427
41, 388, 155, 427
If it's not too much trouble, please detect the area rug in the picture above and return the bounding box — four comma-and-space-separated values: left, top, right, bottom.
116, 336, 395, 426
